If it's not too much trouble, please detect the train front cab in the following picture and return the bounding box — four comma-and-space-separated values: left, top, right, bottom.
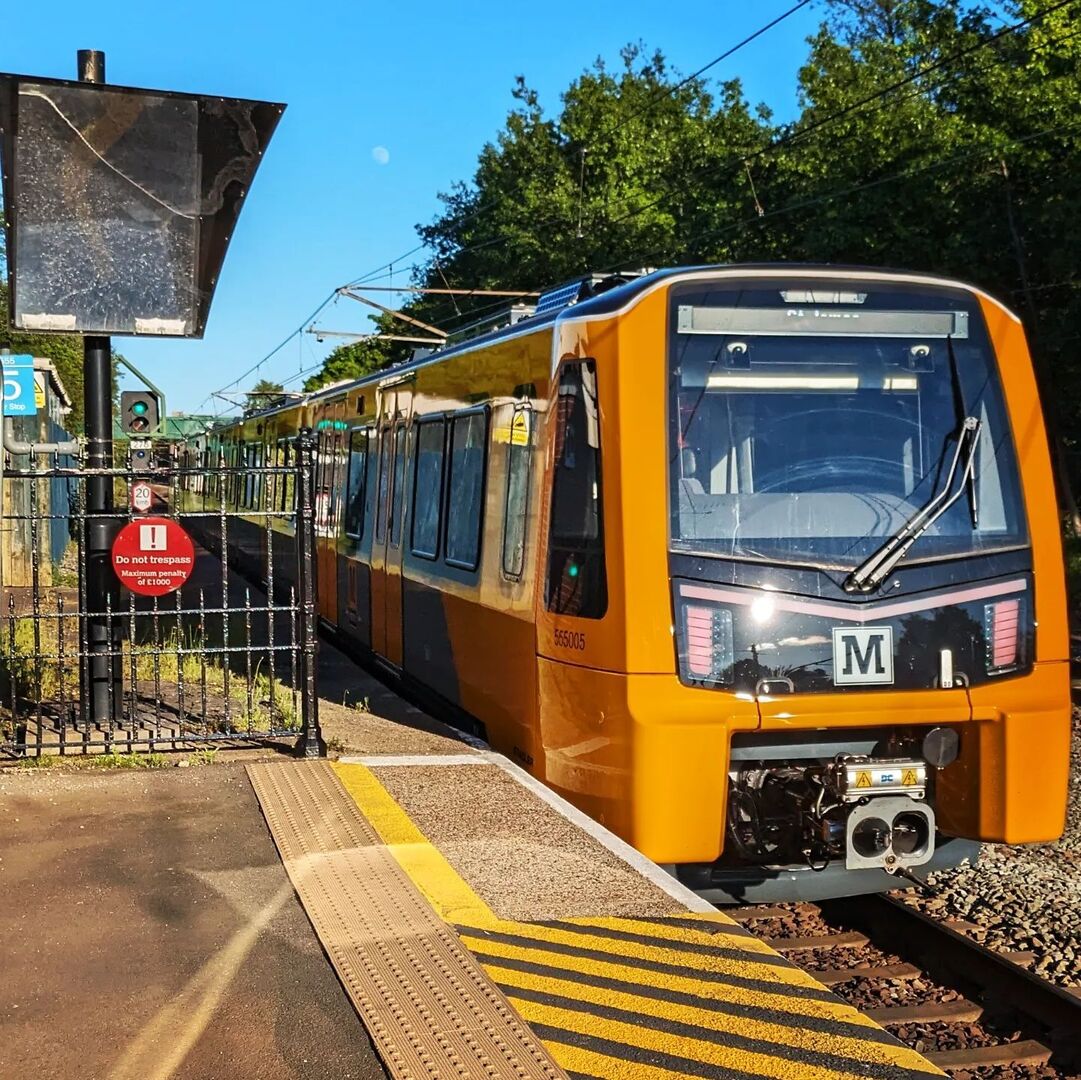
535, 268, 1070, 901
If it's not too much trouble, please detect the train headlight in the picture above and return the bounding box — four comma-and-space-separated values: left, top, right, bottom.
680, 603, 734, 684
984, 597, 1022, 673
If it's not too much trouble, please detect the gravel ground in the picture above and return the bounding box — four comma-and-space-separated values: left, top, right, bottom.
887, 1021, 1023, 1053
789, 941, 900, 973
371, 763, 687, 920
951, 1068, 1064, 1080
737, 903, 837, 937
835, 976, 964, 1011
901, 710, 1081, 988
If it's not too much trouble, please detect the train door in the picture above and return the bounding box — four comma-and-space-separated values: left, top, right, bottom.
369, 381, 413, 665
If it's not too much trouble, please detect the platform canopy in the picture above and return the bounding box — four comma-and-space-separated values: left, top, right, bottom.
0, 72, 284, 338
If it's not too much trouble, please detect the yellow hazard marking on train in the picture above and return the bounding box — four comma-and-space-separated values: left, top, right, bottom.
334, 761, 944, 1077
855, 770, 873, 789
902, 768, 920, 786
511, 409, 531, 445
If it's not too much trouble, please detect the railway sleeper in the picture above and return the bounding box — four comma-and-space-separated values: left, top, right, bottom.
924, 1038, 1052, 1070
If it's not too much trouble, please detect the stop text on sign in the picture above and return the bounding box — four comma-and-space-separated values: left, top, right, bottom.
111, 517, 195, 596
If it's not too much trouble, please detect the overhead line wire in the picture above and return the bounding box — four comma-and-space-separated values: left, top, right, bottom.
600, 0, 1079, 235
418, 14, 1081, 344
228, 0, 1075, 403
376, 0, 1079, 334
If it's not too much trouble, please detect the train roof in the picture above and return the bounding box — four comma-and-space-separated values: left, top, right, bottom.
210, 263, 1006, 428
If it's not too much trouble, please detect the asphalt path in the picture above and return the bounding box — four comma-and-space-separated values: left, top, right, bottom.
0, 763, 388, 1080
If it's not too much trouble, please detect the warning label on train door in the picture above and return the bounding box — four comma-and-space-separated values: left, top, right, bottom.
511, 410, 530, 445
111, 517, 195, 596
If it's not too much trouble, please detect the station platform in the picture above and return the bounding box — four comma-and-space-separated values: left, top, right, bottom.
250, 711, 945, 1080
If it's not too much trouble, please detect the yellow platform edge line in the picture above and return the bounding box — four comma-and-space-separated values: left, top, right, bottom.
332, 761, 497, 926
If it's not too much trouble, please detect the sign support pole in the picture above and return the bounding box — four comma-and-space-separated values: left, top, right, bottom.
79, 49, 122, 725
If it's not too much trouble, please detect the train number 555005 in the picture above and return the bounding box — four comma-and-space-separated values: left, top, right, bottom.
554, 629, 587, 651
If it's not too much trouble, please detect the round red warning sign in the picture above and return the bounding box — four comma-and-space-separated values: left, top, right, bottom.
111, 517, 195, 597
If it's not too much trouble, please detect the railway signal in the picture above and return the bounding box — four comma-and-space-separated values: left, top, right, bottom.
120, 390, 161, 435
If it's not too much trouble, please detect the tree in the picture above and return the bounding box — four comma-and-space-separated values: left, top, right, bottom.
245, 378, 287, 412
416, 47, 765, 316
1, 279, 90, 432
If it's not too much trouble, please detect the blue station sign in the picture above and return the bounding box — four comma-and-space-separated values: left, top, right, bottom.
1, 354, 37, 416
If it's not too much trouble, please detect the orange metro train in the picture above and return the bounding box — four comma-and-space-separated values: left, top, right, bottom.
182, 265, 1071, 902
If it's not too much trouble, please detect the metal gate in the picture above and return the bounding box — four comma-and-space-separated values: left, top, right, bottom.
0, 431, 321, 758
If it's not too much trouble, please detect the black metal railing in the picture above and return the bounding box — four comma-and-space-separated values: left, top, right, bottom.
0, 431, 321, 758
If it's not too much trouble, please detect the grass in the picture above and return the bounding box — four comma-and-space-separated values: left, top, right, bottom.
15, 751, 169, 770
0, 617, 298, 736
129, 633, 299, 733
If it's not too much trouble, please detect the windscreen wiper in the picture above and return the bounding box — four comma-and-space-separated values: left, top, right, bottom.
843, 415, 982, 593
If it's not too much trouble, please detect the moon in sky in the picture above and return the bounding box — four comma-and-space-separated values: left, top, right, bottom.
371, 146, 390, 165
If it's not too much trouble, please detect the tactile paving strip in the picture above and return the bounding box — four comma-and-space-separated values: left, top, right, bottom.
248, 761, 569, 1080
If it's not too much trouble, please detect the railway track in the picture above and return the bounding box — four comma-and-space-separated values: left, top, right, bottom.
731, 895, 1081, 1077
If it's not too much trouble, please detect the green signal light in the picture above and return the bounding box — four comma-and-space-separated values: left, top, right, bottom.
568, 562, 579, 578
132, 401, 148, 415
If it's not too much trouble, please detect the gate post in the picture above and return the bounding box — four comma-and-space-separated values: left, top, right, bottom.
294, 428, 323, 758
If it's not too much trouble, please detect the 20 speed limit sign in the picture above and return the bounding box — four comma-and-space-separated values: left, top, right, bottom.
130, 481, 154, 513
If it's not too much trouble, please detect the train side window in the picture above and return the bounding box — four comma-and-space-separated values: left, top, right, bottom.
375, 428, 392, 544
315, 432, 333, 534
445, 409, 488, 571
502, 404, 533, 580
345, 429, 369, 539
328, 432, 345, 533
243, 444, 252, 509
389, 424, 407, 547
411, 417, 446, 560
227, 440, 237, 506
545, 360, 607, 618
252, 441, 265, 511
278, 438, 293, 514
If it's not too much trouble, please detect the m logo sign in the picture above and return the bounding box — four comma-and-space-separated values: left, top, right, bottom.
832, 626, 894, 685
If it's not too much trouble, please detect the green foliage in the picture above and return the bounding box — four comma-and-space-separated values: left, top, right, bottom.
15, 751, 169, 770
246, 377, 287, 412
303, 328, 397, 392
0, 279, 89, 432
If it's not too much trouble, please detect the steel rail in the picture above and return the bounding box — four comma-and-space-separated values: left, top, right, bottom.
823, 894, 1081, 1068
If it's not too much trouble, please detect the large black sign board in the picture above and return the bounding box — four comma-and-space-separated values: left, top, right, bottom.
0, 74, 284, 337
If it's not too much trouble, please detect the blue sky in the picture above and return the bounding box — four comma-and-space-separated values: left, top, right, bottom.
2, 0, 822, 415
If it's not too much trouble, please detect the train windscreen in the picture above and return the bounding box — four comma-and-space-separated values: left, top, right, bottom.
668, 281, 1026, 569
